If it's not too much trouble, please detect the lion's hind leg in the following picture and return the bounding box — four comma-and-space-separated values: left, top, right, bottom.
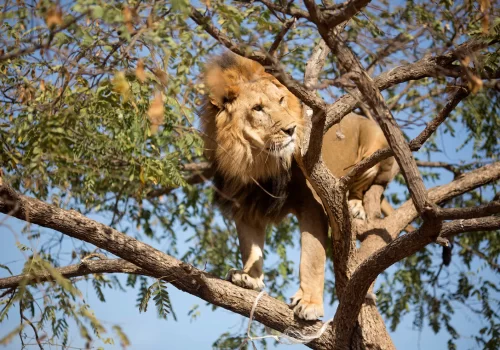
349, 155, 397, 220
348, 165, 379, 220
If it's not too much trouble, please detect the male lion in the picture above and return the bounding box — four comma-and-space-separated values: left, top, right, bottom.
201, 53, 396, 320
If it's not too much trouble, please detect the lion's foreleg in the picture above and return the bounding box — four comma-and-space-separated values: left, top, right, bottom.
226, 220, 266, 291
291, 202, 328, 320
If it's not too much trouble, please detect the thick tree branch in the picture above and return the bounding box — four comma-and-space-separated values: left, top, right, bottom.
303, 0, 325, 24
325, 35, 432, 217
0, 182, 335, 349
324, 0, 372, 27
302, 39, 331, 158
296, 39, 356, 298
301, 8, 492, 345
440, 216, 500, 236
321, 33, 441, 349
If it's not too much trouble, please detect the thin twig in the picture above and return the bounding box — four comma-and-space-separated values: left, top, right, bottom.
269, 18, 297, 58
456, 241, 500, 273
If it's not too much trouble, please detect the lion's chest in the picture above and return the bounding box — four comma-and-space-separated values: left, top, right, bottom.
213, 163, 297, 224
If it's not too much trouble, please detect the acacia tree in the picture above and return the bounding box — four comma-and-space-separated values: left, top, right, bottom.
0, 0, 499, 349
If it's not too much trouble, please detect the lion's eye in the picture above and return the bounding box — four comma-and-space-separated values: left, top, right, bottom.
279, 96, 285, 105
253, 104, 263, 111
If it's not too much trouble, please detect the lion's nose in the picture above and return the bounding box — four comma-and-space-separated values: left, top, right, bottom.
282, 125, 296, 136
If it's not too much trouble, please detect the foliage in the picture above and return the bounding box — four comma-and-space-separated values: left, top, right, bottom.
0, 0, 499, 349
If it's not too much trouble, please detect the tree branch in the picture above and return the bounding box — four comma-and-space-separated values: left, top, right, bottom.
341, 88, 469, 187
0, 182, 335, 349
322, 33, 442, 348
415, 161, 462, 177
408, 88, 469, 151
301, 10, 493, 344
242, 0, 312, 20
303, 0, 325, 24
455, 241, 500, 273
296, 39, 356, 298
384, 161, 500, 238
268, 18, 297, 58
189, 7, 266, 63
438, 201, 500, 220
324, 0, 372, 27
189, 6, 325, 111
439, 216, 500, 236
0, 258, 152, 290
325, 35, 432, 217
0, 13, 88, 62
323, 38, 492, 132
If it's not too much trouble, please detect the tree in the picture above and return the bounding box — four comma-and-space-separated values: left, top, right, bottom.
0, 0, 499, 349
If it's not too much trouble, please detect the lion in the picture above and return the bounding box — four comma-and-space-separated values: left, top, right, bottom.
200, 53, 396, 321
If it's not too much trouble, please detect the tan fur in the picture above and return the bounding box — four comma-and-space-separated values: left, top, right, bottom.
201, 53, 396, 320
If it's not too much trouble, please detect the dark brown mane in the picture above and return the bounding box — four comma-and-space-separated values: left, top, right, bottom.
212, 162, 294, 224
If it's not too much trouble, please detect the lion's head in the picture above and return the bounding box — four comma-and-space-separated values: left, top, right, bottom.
201, 53, 303, 183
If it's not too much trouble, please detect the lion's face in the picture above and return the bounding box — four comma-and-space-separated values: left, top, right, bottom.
202, 54, 303, 183
223, 79, 302, 161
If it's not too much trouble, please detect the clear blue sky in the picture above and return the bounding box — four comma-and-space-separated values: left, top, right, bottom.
0, 116, 495, 350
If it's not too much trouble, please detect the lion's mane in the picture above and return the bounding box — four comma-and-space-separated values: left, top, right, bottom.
200, 53, 304, 223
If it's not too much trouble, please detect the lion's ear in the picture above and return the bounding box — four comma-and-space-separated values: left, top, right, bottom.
208, 84, 240, 108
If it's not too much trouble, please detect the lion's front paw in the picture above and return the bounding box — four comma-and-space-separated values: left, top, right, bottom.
290, 290, 324, 321
348, 199, 366, 220
226, 269, 265, 291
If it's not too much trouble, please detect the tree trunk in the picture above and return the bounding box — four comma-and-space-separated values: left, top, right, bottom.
352, 303, 396, 350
